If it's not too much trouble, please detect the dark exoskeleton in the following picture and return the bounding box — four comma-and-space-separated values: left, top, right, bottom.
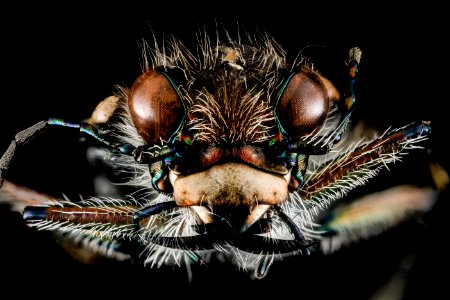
0, 37, 433, 277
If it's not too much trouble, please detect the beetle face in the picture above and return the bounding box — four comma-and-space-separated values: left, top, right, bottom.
6, 33, 432, 279
128, 44, 334, 232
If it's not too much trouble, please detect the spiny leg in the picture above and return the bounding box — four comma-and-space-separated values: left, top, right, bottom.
22, 198, 143, 261
0, 179, 144, 261
273, 205, 306, 241
15, 190, 207, 265
133, 201, 178, 226
0, 117, 205, 264
299, 121, 431, 206
273, 205, 318, 251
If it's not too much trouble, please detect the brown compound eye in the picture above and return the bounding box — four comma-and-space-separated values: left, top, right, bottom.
276, 67, 339, 139
128, 69, 185, 143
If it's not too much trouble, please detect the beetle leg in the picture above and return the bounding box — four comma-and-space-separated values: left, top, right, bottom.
299, 121, 432, 206
133, 201, 178, 226
272, 205, 319, 251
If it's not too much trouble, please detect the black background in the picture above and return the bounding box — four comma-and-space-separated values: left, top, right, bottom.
0, 3, 448, 299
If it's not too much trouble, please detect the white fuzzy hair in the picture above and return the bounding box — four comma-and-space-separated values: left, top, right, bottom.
95, 32, 314, 273
13, 31, 432, 278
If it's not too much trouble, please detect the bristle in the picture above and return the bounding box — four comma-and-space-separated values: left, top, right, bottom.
95, 33, 431, 272
349, 47, 362, 64
10, 30, 432, 277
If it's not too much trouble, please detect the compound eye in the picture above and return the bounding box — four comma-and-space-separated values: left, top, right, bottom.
276, 68, 336, 138
128, 70, 184, 143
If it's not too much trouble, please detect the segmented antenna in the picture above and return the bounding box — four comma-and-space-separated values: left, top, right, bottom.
47, 118, 176, 164
287, 47, 363, 154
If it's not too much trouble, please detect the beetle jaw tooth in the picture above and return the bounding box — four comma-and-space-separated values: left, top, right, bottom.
168, 170, 177, 186
169, 164, 288, 231
190, 206, 214, 224
240, 204, 271, 233
284, 172, 291, 183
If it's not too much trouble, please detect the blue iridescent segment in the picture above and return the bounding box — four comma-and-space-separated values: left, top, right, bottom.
117, 143, 135, 156
47, 117, 180, 164
255, 254, 272, 278
47, 118, 80, 129
48, 118, 106, 144
133, 201, 178, 223
274, 206, 306, 242
404, 121, 432, 138
286, 152, 298, 167
47, 118, 137, 156
23, 206, 47, 221
185, 250, 202, 264
79, 123, 107, 144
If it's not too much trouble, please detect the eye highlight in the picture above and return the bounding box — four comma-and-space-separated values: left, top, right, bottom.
128, 69, 185, 143
275, 68, 333, 139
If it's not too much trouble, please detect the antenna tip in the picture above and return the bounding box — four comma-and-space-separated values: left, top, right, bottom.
349, 47, 362, 64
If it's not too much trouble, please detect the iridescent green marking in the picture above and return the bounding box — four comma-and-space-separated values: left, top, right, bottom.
50, 117, 179, 163
48, 118, 139, 156
255, 255, 272, 278
48, 118, 107, 144
345, 95, 356, 110
80, 123, 107, 144
286, 152, 298, 166
278, 151, 287, 159
272, 72, 297, 142
345, 62, 359, 111
295, 169, 304, 186
185, 250, 202, 264
334, 51, 361, 133
161, 72, 188, 144
349, 64, 358, 78
151, 161, 166, 192
180, 133, 193, 145
295, 154, 308, 187
269, 131, 284, 146
47, 118, 80, 129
